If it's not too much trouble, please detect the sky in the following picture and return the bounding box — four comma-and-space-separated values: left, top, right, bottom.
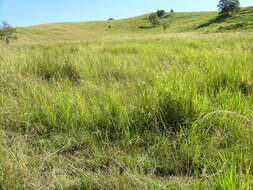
0, 0, 252, 27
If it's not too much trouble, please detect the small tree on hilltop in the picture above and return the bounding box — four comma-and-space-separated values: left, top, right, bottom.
217, 0, 240, 15
148, 13, 160, 26
156, 10, 166, 17
0, 21, 17, 44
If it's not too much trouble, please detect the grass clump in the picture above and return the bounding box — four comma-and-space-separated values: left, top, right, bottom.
28, 47, 81, 83
210, 154, 253, 190
132, 89, 195, 134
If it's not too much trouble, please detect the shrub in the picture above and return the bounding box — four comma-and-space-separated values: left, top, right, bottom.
148, 13, 160, 26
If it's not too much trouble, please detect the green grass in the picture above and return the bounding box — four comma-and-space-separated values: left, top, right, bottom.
12, 6, 253, 45
0, 7, 253, 190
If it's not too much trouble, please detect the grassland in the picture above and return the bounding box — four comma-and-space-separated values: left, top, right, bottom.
13, 6, 253, 45
0, 7, 253, 190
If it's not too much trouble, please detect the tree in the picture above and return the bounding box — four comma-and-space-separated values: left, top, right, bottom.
0, 21, 17, 44
148, 13, 160, 26
108, 18, 114, 21
156, 10, 166, 17
217, 0, 240, 15
170, 9, 174, 13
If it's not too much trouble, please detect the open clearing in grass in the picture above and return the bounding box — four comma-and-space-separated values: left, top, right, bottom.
0, 7, 253, 190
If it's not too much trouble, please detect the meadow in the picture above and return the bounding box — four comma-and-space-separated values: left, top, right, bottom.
0, 7, 253, 190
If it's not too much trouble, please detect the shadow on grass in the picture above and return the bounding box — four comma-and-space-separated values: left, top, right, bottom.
195, 14, 230, 29
138, 25, 156, 29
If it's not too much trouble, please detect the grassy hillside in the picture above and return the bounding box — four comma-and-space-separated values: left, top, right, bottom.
14, 6, 253, 45
0, 7, 253, 190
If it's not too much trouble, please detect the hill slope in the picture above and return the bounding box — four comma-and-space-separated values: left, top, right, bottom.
15, 6, 253, 44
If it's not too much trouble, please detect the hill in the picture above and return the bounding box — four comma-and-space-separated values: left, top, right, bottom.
14, 6, 253, 45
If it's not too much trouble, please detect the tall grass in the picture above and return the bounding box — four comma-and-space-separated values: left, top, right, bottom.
210, 154, 252, 190
0, 33, 253, 189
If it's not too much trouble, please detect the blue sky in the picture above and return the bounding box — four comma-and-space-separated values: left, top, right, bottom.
0, 0, 252, 27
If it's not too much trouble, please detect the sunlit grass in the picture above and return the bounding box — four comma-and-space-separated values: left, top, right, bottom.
1, 10, 253, 189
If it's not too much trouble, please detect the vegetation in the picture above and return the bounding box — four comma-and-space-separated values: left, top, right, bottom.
0, 21, 17, 44
163, 22, 169, 31
218, 0, 240, 15
156, 10, 166, 17
148, 13, 160, 26
0, 6, 253, 190
11, 6, 253, 45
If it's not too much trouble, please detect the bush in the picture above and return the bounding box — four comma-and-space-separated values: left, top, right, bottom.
156, 10, 166, 17
148, 13, 160, 26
